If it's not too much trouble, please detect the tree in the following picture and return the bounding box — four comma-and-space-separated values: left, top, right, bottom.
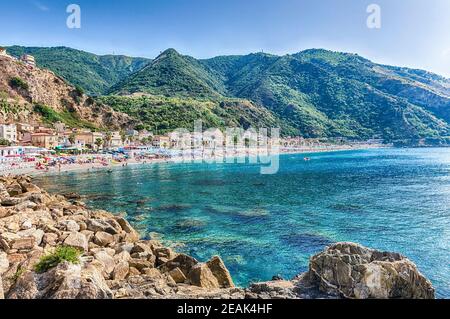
120, 130, 127, 145
104, 131, 112, 148
0, 138, 11, 146
9, 77, 29, 91
68, 133, 76, 145
94, 138, 103, 151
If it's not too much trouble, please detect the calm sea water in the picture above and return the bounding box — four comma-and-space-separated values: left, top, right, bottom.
34, 148, 450, 298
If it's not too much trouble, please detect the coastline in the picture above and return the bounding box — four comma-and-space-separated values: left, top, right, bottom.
2, 144, 388, 178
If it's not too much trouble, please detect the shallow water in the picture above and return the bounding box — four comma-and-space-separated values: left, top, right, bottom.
34, 148, 450, 298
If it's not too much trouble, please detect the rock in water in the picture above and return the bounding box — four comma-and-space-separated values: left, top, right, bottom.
308, 242, 435, 299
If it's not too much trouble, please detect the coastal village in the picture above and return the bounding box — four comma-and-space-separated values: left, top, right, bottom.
0, 48, 386, 176
0, 118, 385, 175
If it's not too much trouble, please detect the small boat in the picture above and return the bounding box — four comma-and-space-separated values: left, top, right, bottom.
303, 157, 311, 161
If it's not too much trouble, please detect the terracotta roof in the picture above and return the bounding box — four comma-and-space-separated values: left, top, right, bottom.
31, 133, 57, 137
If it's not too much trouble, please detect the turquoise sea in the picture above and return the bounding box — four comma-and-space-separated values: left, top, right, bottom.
34, 148, 450, 298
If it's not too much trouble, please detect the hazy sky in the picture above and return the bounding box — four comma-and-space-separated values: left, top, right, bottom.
1, 0, 449, 77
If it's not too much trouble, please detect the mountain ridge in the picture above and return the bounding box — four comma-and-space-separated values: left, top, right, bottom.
5, 46, 151, 96
0, 54, 133, 130
4, 46, 450, 141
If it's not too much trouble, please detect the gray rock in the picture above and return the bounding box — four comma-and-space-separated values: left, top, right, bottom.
309, 242, 435, 299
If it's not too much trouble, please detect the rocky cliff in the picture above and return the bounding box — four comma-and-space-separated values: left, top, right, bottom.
0, 176, 435, 299
0, 55, 133, 129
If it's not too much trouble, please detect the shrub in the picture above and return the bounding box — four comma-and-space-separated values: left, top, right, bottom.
34, 103, 61, 123
74, 86, 84, 96
12, 266, 25, 282
9, 77, 29, 91
0, 138, 11, 146
34, 246, 81, 273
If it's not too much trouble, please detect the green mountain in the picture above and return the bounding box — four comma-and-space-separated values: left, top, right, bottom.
7, 46, 450, 141
110, 48, 450, 140
6, 46, 150, 95
98, 95, 296, 135
108, 49, 226, 98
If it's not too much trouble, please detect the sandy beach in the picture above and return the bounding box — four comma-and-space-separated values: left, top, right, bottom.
0, 144, 386, 177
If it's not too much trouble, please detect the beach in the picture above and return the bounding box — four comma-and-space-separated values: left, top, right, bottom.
0, 143, 386, 177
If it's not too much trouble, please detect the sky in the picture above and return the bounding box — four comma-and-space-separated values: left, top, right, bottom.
0, 0, 449, 77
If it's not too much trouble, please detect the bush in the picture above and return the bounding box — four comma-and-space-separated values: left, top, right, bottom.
34, 103, 61, 123
9, 77, 29, 91
0, 138, 11, 146
34, 246, 81, 273
74, 86, 84, 96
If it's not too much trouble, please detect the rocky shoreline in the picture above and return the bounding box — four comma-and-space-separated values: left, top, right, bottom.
0, 176, 435, 299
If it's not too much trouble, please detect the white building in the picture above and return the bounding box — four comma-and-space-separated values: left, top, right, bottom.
20, 54, 36, 67
0, 146, 23, 157
110, 131, 123, 147
0, 124, 18, 143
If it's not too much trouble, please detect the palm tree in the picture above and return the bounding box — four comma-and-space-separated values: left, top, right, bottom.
120, 130, 127, 145
104, 131, 112, 148
95, 138, 103, 151
68, 133, 76, 145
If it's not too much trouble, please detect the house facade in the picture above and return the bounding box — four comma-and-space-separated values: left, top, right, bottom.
20, 54, 36, 67
0, 124, 18, 143
31, 133, 58, 149
152, 135, 170, 148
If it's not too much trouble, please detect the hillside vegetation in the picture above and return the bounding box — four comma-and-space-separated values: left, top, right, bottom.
8, 46, 450, 140
6, 46, 150, 96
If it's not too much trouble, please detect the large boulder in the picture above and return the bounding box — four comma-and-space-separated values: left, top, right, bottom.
63, 232, 88, 252
0, 182, 10, 198
86, 219, 118, 235
0, 251, 9, 274
93, 231, 115, 247
94, 251, 116, 277
0, 276, 4, 299
308, 242, 435, 299
6, 183, 22, 197
6, 262, 113, 299
206, 256, 234, 288
168, 267, 187, 283
112, 261, 129, 280
187, 264, 220, 289
159, 253, 198, 276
